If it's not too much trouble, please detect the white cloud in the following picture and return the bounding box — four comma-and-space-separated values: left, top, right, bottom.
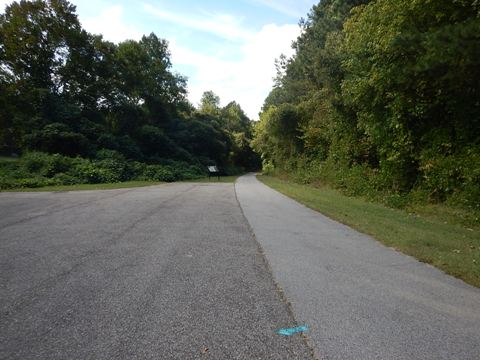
1, 2, 141, 43
1, 0, 301, 119
143, 2, 301, 118
143, 3, 252, 41
0, 0, 13, 12
81, 5, 142, 43
170, 23, 300, 119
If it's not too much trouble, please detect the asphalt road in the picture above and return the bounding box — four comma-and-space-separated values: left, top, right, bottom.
0, 183, 312, 360
236, 174, 480, 360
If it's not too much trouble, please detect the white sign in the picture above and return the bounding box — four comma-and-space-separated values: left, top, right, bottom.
208, 166, 218, 172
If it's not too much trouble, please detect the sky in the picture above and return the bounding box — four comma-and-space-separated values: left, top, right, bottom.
0, 0, 318, 119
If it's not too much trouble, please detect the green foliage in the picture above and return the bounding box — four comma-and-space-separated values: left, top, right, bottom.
221, 101, 252, 134
253, 0, 480, 214
261, 160, 275, 175
252, 104, 303, 165
138, 125, 177, 158
71, 161, 115, 184
0, 1, 260, 179
140, 165, 175, 182
198, 90, 221, 116
23, 123, 90, 156
419, 145, 480, 208
230, 131, 261, 171
21, 151, 73, 177
51, 172, 79, 185
0, 151, 210, 189
0, 176, 55, 189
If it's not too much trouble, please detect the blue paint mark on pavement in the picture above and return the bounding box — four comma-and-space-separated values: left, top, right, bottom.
277, 325, 309, 336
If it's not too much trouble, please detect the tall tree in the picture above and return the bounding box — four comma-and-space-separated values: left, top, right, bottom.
254, 0, 480, 204
198, 90, 220, 116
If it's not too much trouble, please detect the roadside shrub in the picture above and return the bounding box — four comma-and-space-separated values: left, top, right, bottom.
21, 152, 52, 173
0, 176, 18, 189
16, 177, 55, 188
336, 164, 378, 198
0, 176, 54, 189
21, 152, 74, 177
70, 161, 120, 183
0, 165, 30, 180
0, 151, 211, 189
95, 149, 137, 181
94, 159, 129, 182
419, 146, 480, 205
382, 193, 409, 209
262, 160, 275, 175
141, 165, 176, 182
162, 161, 206, 180
177, 168, 203, 180
0, 158, 20, 172
52, 173, 81, 185
290, 158, 323, 184
127, 161, 147, 179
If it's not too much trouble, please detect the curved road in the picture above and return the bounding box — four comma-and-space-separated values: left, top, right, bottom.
1, 174, 479, 359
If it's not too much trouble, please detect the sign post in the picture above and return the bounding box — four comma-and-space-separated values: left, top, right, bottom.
207, 166, 220, 180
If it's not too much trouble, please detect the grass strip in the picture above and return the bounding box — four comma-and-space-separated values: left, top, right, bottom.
258, 175, 480, 288
2, 180, 164, 192
2, 175, 239, 192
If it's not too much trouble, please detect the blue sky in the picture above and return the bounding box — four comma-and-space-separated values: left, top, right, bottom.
1, 0, 318, 119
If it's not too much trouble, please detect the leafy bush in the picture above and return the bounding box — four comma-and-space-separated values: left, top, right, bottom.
0, 151, 213, 189
94, 159, 129, 182
161, 160, 206, 180
52, 173, 81, 185
0, 176, 18, 189
0, 175, 54, 189
127, 161, 147, 179
71, 161, 123, 184
21, 152, 74, 177
262, 160, 275, 175
140, 165, 176, 182
419, 146, 480, 206
20, 152, 52, 173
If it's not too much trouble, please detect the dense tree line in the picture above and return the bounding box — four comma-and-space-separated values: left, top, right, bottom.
253, 0, 480, 211
0, 0, 259, 188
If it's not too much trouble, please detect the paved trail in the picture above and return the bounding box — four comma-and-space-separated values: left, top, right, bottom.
236, 174, 480, 360
0, 183, 311, 360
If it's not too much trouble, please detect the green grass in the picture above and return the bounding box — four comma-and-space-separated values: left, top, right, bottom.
1, 175, 239, 192
181, 175, 239, 183
3, 180, 164, 192
258, 175, 480, 288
